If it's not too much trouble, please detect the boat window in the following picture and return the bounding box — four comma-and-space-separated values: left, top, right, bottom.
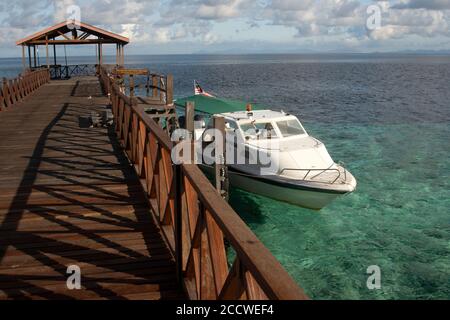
240, 122, 278, 139
276, 119, 305, 137
225, 120, 238, 131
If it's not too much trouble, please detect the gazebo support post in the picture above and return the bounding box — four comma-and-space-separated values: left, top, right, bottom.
121, 44, 125, 66
53, 43, 57, 66
21, 45, 26, 71
33, 45, 37, 68
117, 44, 119, 66
46, 36, 49, 68
28, 46, 32, 69
98, 42, 103, 65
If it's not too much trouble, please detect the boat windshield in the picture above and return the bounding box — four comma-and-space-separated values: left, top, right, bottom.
276, 119, 305, 137
240, 122, 278, 139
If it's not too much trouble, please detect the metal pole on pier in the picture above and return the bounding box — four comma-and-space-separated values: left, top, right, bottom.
214, 116, 229, 201
185, 101, 195, 134
129, 74, 134, 98
185, 101, 195, 163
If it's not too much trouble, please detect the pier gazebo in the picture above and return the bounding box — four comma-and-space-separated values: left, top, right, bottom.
16, 21, 129, 71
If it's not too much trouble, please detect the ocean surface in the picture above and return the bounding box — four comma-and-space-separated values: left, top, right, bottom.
1, 54, 449, 299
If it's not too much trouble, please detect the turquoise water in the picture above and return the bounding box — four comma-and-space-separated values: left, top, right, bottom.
230, 122, 450, 299
1, 54, 449, 299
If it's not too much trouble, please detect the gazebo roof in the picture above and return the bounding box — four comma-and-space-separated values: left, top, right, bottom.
16, 21, 129, 46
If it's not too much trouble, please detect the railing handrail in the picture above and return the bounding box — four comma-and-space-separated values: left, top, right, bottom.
0, 68, 50, 111
98, 65, 308, 300
109, 66, 173, 102
182, 163, 308, 299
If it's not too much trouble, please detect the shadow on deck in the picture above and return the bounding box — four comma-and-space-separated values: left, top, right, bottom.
0, 77, 185, 300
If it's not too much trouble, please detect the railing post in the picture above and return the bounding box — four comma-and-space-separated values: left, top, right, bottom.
2, 78, 10, 109
18, 74, 24, 99
9, 80, 16, 105
167, 74, 173, 105
31, 73, 35, 91
129, 74, 134, 98
152, 75, 158, 99
0, 81, 3, 111
13, 79, 21, 103
25, 73, 30, 95
174, 164, 183, 285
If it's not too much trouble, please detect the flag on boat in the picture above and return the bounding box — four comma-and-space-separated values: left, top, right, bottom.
194, 80, 214, 97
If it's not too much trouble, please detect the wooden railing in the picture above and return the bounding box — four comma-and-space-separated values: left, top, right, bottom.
145, 71, 173, 104
0, 69, 50, 111
105, 67, 173, 104
98, 66, 308, 300
48, 64, 97, 79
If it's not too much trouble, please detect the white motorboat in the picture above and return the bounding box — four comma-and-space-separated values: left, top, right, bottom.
175, 95, 357, 210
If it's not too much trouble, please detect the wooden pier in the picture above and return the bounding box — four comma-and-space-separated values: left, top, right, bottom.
0, 68, 307, 300
0, 75, 184, 299
0, 22, 308, 300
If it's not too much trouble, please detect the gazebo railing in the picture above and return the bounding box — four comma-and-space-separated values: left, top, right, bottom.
46, 64, 98, 80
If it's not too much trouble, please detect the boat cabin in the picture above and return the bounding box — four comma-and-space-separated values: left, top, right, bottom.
218, 110, 308, 141
175, 95, 308, 142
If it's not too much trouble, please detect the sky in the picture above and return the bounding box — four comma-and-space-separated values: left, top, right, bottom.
0, 0, 450, 57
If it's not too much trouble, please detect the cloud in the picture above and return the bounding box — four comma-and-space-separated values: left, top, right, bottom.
369, 2, 450, 40
1, 0, 450, 53
392, 0, 450, 10
262, 0, 367, 37
0, 0, 53, 29
261, 0, 450, 42
196, 0, 247, 20
270, 0, 314, 11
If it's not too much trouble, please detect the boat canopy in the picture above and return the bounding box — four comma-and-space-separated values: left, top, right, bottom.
174, 95, 264, 115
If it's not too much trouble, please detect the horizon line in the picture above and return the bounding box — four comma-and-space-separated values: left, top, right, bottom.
1, 51, 450, 60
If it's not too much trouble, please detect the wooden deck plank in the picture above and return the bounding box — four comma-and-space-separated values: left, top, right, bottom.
0, 77, 185, 300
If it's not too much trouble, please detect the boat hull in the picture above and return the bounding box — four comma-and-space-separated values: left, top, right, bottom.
200, 165, 346, 210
